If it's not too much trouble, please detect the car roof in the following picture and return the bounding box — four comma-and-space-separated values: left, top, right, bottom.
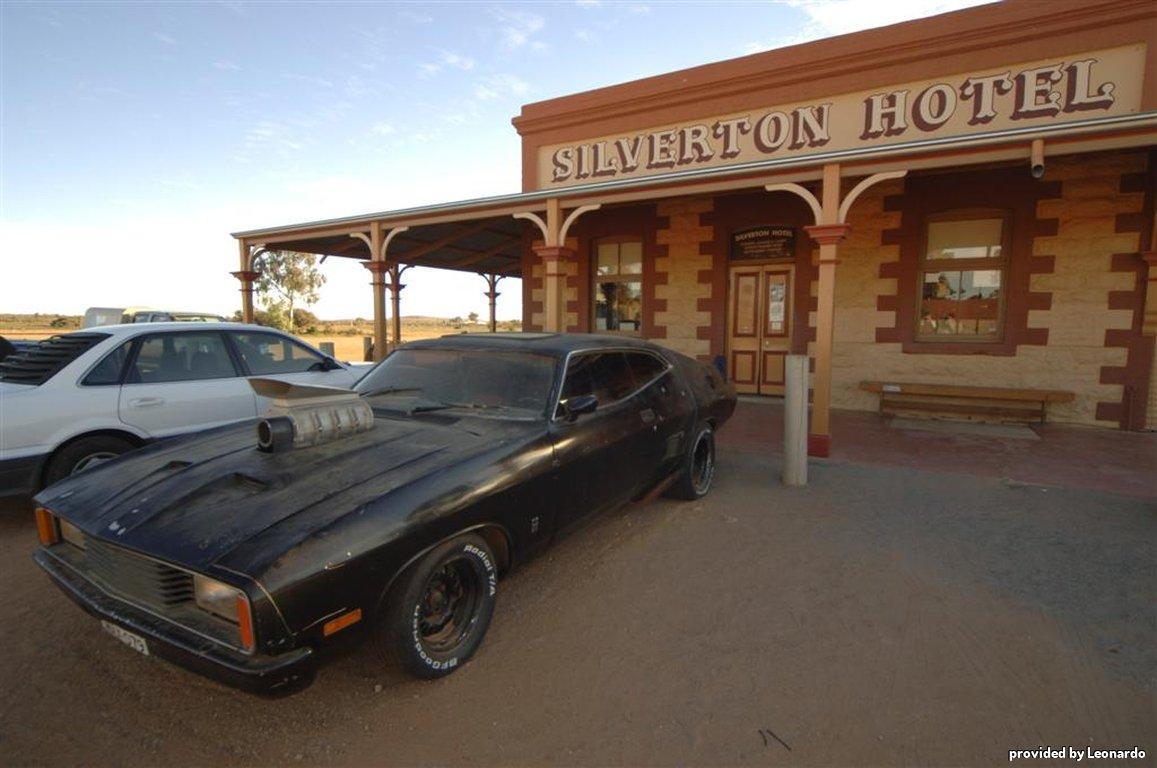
64, 322, 272, 337
403, 332, 663, 355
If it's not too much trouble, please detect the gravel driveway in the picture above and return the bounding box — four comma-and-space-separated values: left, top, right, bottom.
0, 449, 1152, 766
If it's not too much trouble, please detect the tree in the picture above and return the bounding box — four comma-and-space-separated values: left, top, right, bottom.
255, 251, 325, 331
467, 311, 479, 325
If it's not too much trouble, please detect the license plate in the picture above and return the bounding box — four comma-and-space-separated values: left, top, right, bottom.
101, 620, 149, 656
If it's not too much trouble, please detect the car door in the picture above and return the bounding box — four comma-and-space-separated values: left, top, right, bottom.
227, 330, 357, 397
118, 331, 258, 438
548, 351, 651, 532
627, 351, 696, 483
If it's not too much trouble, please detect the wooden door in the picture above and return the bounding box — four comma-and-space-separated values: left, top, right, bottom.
727, 265, 793, 395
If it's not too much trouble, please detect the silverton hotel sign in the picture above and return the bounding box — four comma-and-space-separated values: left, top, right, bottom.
540, 45, 1146, 189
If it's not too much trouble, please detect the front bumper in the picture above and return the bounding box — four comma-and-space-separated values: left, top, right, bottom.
34, 547, 315, 695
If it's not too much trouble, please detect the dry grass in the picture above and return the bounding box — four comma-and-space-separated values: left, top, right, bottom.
0, 315, 522, 363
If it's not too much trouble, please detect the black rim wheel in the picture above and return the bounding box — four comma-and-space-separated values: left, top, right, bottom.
691, 432, 715, 494
417, 558, 482, 654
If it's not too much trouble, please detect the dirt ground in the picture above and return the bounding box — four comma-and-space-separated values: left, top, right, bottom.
0, 449, 1153, 767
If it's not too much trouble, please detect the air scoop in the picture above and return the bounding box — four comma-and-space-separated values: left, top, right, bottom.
249, 378, 374, 453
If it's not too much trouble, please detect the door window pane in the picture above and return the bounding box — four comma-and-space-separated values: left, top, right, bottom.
131, 333, 236, 383
559, 352, 635, 413
232, 332, 324, 375
627, 352, 667, 385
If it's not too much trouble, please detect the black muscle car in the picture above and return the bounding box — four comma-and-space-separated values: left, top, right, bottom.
32, 333, 736, 694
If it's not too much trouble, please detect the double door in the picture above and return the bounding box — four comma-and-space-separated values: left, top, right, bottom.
727, 265, 793, 395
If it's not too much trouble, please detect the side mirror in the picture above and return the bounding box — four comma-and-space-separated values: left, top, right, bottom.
563, 394, 598, 421
315, 356, 342, 371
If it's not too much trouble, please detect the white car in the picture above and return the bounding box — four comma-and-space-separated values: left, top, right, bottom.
0, 322, 367, 498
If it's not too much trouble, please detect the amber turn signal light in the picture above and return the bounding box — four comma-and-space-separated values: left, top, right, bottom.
237, 595, 256, 653
35, 508, 59, 546
322, 608, 363, 637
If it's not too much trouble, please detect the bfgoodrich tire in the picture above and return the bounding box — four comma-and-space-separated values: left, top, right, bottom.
376, 534, 498, 679
667, 425, 716, 500
43, 435, 135, 487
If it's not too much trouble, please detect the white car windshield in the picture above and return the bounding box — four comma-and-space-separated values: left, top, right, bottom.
357, 348, 556, 418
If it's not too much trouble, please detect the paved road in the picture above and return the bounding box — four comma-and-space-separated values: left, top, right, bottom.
1, 451, 1153, 766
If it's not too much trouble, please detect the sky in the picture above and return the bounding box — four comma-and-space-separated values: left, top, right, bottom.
1, 0, 992, 322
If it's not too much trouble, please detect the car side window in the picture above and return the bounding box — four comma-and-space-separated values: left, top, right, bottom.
129, 333, 237, 383
558, 352, 636, 415
626, 352, 668, 388
231, 332, 325, 375
82, 340, 134, 385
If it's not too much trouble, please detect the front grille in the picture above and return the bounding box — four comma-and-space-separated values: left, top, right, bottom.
83, 536, 195, 613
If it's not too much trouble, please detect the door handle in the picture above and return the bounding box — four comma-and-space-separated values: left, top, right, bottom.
129, 397, 165, 409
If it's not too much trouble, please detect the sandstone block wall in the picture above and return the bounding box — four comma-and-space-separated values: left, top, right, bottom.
653, 197, 715, 360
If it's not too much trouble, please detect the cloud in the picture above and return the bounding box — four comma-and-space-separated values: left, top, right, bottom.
439, 50, 475, 70
212, 60, 241, 71
151, 31, 178, 45
490, 8, 545, 50
574, 29, 595, 43
575, 0, 601, 6
742, 0, 994, 53
370, 121, 395, 136
474, 73, 532, 101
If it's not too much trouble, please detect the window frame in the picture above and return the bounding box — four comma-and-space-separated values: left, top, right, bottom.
551, 347, 673, 421
914, 208, 1012, 345
591, 236, 645, 336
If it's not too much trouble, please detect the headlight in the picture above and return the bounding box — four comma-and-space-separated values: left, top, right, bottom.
193, 575, 244, 622
59, 519, 86, 550
194, 575, 255, 653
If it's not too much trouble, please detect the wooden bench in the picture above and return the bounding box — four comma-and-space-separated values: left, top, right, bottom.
859, 381, 1074, 424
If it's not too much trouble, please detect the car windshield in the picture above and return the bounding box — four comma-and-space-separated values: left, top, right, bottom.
356, 348, 557, 418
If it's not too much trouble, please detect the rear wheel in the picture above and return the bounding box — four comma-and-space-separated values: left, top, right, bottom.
375, 534, 497, 679
43, 435, 135, 487
667, 426, 715, 500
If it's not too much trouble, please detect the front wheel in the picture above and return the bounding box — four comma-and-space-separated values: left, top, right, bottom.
375, 534, 497, 679
667, 426, 716, 500
43, 435, 135, 487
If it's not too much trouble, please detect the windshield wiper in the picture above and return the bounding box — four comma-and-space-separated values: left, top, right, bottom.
360, 386, 424, 398
409, 401, 509, 414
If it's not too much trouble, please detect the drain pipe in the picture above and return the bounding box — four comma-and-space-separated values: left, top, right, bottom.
783, 354, 808, 486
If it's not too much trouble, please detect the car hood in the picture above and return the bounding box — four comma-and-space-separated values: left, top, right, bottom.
37, 412, 540, 574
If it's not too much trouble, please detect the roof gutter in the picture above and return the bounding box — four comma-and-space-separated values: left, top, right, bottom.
232, 111, 1157, 240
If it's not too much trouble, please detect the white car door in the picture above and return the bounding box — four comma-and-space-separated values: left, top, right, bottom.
118, 331, 258, 438
227, 331, 360, 412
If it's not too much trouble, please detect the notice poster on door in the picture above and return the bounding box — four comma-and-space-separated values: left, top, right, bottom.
767, 278, 787, 335
731, 226, 796, 261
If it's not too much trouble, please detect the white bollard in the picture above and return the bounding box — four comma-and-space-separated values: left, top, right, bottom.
782, 354, 808, 486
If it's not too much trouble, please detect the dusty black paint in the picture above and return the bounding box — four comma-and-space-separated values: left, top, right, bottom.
33, 333, 736, 693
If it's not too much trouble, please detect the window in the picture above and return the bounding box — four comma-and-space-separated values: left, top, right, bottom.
917, 213, 1007, 341
594, 240, 643, 334
557, 352, 635, 416
129, 333, 236, 383
83, 341, 133, 385
231, 332, 325, 375
626, 351, 668, 386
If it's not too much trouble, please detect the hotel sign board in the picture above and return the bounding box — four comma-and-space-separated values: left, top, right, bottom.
538, 45, 1146, 189
731, 226, 796, 261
